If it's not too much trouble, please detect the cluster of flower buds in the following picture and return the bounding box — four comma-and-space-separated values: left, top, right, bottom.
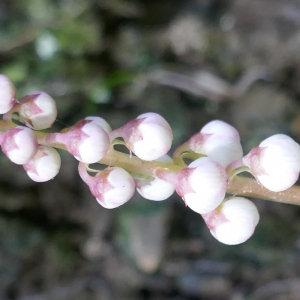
0, 75, 61, 182
1, 74, 300, 245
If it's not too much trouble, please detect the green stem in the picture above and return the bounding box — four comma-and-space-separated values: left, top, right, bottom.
36, 131, 300, 206
99, 149, 300, 206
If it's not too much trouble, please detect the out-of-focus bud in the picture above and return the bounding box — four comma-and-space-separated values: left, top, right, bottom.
0, 75, 16, 114
176, 157, 228, 214
243, 134, 300, 192
0, 126, 38, 165
78, 163, 135, 209
18, 92, 57, 130
84, 116, 112, 134
188, 120, 243, 168
23, 146, 61, 182
110, 112, 173, 161
202, 197, 260, 245
43, 119, 110, 164
136, 155, 175, 201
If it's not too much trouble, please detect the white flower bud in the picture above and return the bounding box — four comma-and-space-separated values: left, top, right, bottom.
202, 197, 260, 245
176, 157, 228, 214
0, 74, 16, 114
110, 112, 173, 161
243, 134, 300, 192
23, 146, 61, 182
78, 163, 135, 209
44, 120, 110, 164
189, 120, 243, 168
85, 116, 112, 134
136, 155, 175, 201
18, 92, 57, 130
0, 126, 38, 165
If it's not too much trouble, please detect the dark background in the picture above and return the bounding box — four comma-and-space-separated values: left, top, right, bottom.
1, 0, 300, 299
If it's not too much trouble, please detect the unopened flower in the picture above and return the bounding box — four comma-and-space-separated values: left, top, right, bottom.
110, 112, 173, 161
187, 120, 243, 167
243, 134, 300, 192
136, 155, 175, 201
202, 197, 260, 245
42, 119, 110, 164
0, 126, 38, 165
176, 157, 228, 214
78, 163, 135, 209
17, 92, 57, 130
85, 116, 112, 134
23, 146, 61, 182
0, 74, 16, 114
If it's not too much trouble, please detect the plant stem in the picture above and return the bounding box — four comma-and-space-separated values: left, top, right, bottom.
227, 176, 300, 206
37, 132, 300, 206
100, 149, 300, 206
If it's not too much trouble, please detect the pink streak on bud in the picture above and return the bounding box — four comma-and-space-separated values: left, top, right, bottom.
78, 163, 135, 209
175, 168, 196, 203
202, 197, 260, 245
188, 133, 211, 153
242, 134, 300, 192
18, 92, 57, 130
110, 113, 173, 161
20, 93, 43, 116
175, 157, 228, 214
89, 169, 115, 204
187, 120, 243, 168
65, 120, 90, 161
1, 126, 38, 165
2, 128, 22, 152
23, 146, 61, 182
242, 147, 268, 176
23, 148, 48, 176
202, 209, 229, 232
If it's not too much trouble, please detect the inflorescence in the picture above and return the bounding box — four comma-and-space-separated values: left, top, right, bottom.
1, 74, 300, 245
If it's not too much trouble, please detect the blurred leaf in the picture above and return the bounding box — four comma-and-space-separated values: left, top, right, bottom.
117, 196, 169, 273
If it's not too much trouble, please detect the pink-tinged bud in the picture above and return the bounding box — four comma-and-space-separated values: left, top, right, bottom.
176, 157, 228, 214
0, 74, 16, 114
243, 134, 300, 192
0, 126, 38, 165
85, 116, 112, 134
110, 112, 173, 161
188, 120, 243, 168
23, 146, 61, 182
78, 163, 135, 209
136, 155, 175, 201
44, 120, 110, 164
202, 197, 260, 245
18, 92, 57, 130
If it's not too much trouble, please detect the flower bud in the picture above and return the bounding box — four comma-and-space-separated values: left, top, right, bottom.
136, 155, 175, 201
78, 163, 135, 209
18, 92, 57, 130
176, 157, 228, 214
188, 120, 243, 167
23, 146, 61, 182
202, 197, 260, 245
44, 120, 110, 164
110, 112, 173, 161
243, 134, 300, 192
0, 126, 38, 165
84, 116, 112, 134
0, 74, 16, 114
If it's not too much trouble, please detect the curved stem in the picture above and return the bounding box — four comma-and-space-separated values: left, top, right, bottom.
226, 158, 251, 179
99, 149, 300, 205
35, 131, 300, 206
227, 176, 300, 206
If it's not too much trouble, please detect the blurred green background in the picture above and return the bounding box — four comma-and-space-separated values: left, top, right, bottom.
1, 0, 300, 299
